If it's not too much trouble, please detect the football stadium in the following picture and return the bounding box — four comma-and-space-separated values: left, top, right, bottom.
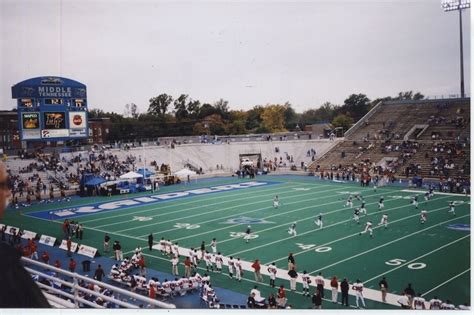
0, 0, 471, 311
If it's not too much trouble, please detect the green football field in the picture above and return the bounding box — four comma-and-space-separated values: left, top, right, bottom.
4, 176, 471, 309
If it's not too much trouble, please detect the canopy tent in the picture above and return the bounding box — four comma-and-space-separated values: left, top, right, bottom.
174, 168, 197, 177
84, 177, 107, 186
119, 171, 143, 179
136, 168, 155, 178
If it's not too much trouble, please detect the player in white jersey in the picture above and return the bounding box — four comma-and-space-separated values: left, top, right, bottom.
301, 271, 311, 296
429, 296, 442, 309
420, 210, 427, 224
215, 252, 223, 273
288, 222, 297, 237
378, 214, 388, 229
353, 208, 360, 224
359, 221, 373, 237
192, 249, 199, 267
345, 196, 353, 208
412, 293, 426, 309
378, 197, 384, 210
352, 279, 366, 308
267, 263, 277, 288
412, 195, 419, 209
210, 238, 217, 254
235, 258, 243, 282
165, 239, 172, 256
160, 237, 166, 254
314, 213, 323, 229
424, 191, 430, 201
273, 195, 280, 208
359, 201, 367, 215
227, 256, 235, 278
204, 251, 213, 272
448, 201, 456, 215
171, 255, 179, 276
172, 242, 179, 257
441, 299, 456, 310
458, 302, 470, 310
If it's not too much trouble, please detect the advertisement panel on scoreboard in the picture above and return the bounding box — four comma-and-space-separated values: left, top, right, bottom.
69, 111, 87, 138
43, 112, 66, 129
21, 112, 41, 139
41, 129, 70, 138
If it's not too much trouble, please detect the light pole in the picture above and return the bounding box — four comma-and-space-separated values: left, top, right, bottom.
441, 0, 470, 98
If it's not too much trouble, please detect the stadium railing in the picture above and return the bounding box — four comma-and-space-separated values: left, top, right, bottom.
22, 257, 176, 309
344, 101, 383, 139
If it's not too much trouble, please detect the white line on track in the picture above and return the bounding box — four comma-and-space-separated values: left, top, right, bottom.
421, 268, 470, 297
363, 234, 471, 284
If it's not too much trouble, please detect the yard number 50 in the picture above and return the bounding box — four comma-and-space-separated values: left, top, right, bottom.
385, 258, 426, 270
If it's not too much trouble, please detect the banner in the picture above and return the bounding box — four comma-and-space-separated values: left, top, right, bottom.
39, 234, 57, 247
20, 230, 37, 240
59, 239, 78, 252
5, 225, 19, 235
41, 129, 69, 138
77, 244, 98, 258
43, 112, 66, 129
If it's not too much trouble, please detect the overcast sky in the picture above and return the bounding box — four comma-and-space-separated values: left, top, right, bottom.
0, 0, 471, 114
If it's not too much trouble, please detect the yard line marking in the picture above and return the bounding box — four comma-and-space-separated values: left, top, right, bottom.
104, 184, 344, 232
307, 212, 470, 274
84, 182, 291, 225
421, 268, 470, 297
401, 189, 470, 197
171, 188, 391, 242
363, 234, 471, 284
229, 195, 452, 258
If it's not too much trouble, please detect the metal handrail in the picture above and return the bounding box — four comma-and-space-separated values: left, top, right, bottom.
22, 257, 176, 309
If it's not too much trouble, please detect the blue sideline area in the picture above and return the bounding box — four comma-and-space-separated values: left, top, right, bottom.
18, 240, 248, 308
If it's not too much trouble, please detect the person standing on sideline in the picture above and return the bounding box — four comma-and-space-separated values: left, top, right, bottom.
267, 263, 277, 288
287, 253, 296, 270
68, 258, 77, 272
148, 233, 154, 251
66, 237, 72, 257
183, 256, 192, 277
340, 278, 349, 306
210, 238, 217, 254
330, 276, 338, 303
312, 289, 322, 309
301, 271, 311, 296
78, 223, 84, 240
315, 272, 325, 298
251, 259, 263, 282
352, 279, 366, 309
288, 267, 298, 291
171, 255, 179, 276
378, 276, 388, 303
104, 233, 110, 253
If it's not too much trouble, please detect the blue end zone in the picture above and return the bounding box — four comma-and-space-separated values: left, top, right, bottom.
27, 180, 281, 221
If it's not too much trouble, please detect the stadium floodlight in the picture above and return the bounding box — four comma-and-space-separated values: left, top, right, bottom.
441, 0, 470, 98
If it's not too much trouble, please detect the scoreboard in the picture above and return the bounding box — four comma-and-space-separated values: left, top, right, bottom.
12, 76, 88, 141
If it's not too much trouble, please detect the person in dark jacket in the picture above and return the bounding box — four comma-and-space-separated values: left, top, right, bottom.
0, 161, 50, 308
340, 278, 349, 306
94, 264, 105, 281
148, 233, 154, 251
312, 289, 322, 309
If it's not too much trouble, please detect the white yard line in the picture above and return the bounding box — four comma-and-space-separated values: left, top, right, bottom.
421, 268, 470, 297
401, 189, 470, 197
233, 195, 452, 259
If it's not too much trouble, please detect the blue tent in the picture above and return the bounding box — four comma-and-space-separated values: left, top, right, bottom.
84, 177, 107, 186
136, 168, 155, 178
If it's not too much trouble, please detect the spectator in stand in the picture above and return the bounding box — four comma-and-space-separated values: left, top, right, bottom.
68, 258, 77, 272
54, 259, 61, 269
40, 251, 50, 264
66, 236, 72, 257
267, 293, 277, 309
277, 284, 287, 308
247, 293, 257, 309
94, 264, 105, 281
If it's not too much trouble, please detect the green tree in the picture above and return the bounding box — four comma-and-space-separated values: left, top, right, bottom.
148, 93, 173, 119
174, 94, 189, 120
261, 104, 287, 132
395, 91, 424, 100
331, 114, 353, 131
214, 99, 230, 120
342, 94, 371, 121
198, 103, 217, 119
187, 99, 201, 119
246, 105, 264, 130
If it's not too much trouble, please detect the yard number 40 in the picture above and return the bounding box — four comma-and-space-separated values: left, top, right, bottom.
385, 258, 426, 270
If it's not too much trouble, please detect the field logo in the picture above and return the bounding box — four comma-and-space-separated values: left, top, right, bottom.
133, 216, 152, 222
222, 216, 274, 224
230, 232, 259, 239
293, 188, 310, 191
174, 223, 200, 230
446, 224, 470, 231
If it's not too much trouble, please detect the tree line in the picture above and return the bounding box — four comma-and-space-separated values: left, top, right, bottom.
88, 91, 424, 141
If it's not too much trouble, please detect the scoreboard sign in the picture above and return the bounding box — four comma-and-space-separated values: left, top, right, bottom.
12, 76, 88, 141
